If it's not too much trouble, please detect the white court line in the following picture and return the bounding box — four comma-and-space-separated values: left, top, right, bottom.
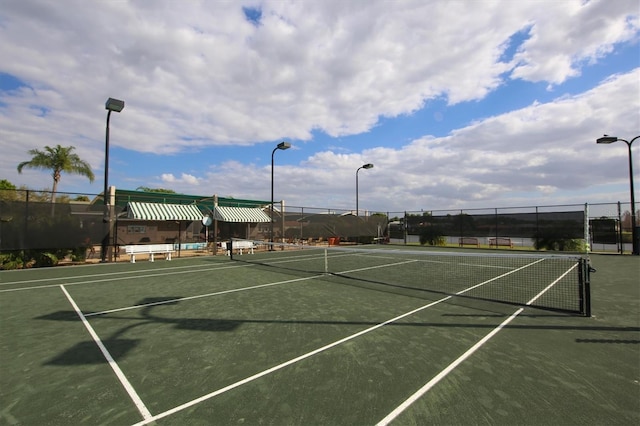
0, 263, 252, 293
59, 285, 153, 421
130, 294, 455, 426
376, 259, 577, 425
455, 258, 545, 295
86, 275, 323, 317
0, 261, 223, 287
342, 251, 515, 271
336, 259, 419, 274
376, 307, 525, 426
131, 257, 545, 425
89, 259, 420, 317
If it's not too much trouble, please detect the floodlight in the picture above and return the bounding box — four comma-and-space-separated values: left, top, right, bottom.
105, 97, 125, 113
596, 134, 640, 255
101, 97, 125, 262
271, 141, 292, 247
596, 136, 618, 144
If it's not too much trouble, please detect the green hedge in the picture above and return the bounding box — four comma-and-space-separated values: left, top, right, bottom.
0, 246, 88, 270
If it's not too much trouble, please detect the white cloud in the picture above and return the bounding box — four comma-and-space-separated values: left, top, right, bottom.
2, 0, 636, 148
264, 69, 640, 211
0, 0, 638, 212
510, 0, 640, 84
161, 173, 176, 183
161, 173, 201, 186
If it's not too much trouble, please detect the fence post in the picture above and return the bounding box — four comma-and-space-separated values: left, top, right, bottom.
618, 201, 623, 254
403, 211, 407, 245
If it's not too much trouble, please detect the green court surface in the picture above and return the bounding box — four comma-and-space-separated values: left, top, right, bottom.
0, 247, 638, 425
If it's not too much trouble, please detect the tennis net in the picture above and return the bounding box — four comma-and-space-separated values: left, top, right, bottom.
229, 240, 591, 316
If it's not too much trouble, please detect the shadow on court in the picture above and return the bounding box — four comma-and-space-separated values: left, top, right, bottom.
36, 294, 639, 366
38, 297, 243, 366
45, 339, 140, 365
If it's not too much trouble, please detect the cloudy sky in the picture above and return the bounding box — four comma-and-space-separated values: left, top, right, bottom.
1, 0, 638, 214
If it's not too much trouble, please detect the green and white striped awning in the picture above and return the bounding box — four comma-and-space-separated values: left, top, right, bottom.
127, 202, 204, 221
212, 206, 271, 223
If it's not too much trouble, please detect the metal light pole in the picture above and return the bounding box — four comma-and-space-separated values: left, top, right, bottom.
101, 97, 125, 262
597, 135, 639, 255
270, 141, 291, 249
356, 163, 374, 244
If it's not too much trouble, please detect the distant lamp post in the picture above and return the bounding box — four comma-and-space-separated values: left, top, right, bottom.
270, 141, 291, 248
101, 97, 125, 262
356, 163, 374, 244
597, 135, 639, 255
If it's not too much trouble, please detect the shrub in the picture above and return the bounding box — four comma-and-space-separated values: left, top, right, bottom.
32, 251, 59, 267
419, 226, 445, 246
0, 252, 25, 270
0, 249, 63, 269
534, 237, 583, 251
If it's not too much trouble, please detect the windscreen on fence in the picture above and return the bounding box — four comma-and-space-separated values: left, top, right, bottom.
590, 218, 618, 244
403, 210, 585, 240
0, 198, 122, 251
281, 210, 388, 243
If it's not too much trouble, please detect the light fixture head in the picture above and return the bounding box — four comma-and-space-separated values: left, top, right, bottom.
277, 141, 291, 150
596, 135, 618, 144
105, 97, 125, 113
362, 163, 374, 169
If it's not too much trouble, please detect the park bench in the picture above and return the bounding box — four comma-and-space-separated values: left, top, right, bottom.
122, 244, 175, 263
225, 240, 256, 255
489, 237, 514, 248
458, 237, 479, 247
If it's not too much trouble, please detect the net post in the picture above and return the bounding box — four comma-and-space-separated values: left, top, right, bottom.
583, 258, 592, 317
578, 258, 592, 317
228, 238, 234, 260
581, 204, 592, 317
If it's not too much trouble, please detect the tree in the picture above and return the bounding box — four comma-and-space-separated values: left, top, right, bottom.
136, 186, 176, 193
0, 179, 15, 190
17, 145, 95, 203
0, 179, 17, 201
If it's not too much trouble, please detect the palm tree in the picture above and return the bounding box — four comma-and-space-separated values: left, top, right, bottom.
17, 145, 95, 203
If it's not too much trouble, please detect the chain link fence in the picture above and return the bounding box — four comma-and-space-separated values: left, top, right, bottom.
1, 188, 637, 269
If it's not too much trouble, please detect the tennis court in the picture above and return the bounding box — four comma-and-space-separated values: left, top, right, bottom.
1, 245, 638, 425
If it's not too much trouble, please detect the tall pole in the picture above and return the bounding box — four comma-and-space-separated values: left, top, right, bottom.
101, 109, 113, 263
356, 163, 373, 244
597, 135, 639, 255
356, 168, 359, 244
356, 168, 359, 219
270, 142, 291, 249
101, 98, 125, 262
626, 138, 638, 255
271, 147, 274, 248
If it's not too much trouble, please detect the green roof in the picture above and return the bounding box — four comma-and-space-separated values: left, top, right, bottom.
112, 189, 269, 209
